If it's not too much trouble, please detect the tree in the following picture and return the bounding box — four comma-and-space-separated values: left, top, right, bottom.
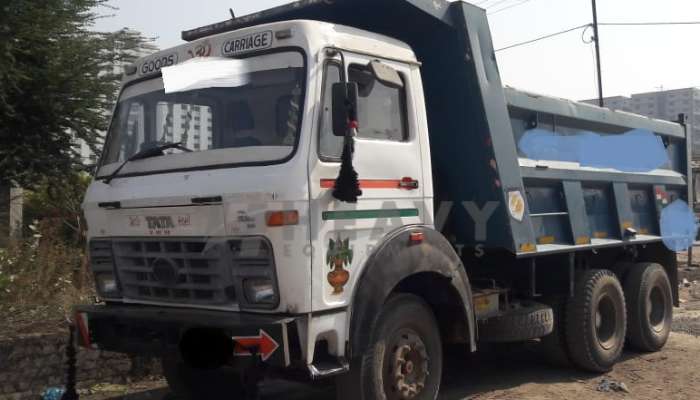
23, 172, 92, 245
0, 0, 155, 189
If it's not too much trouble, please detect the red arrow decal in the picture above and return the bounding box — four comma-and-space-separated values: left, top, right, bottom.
233, 330, 280, 362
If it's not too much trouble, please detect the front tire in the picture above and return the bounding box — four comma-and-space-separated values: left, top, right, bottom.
566, 269, 626, 373
337, 294, 443, 400
624, 262, 673, 352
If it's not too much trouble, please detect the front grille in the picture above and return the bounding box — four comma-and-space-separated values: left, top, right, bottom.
111, 238, 237, 306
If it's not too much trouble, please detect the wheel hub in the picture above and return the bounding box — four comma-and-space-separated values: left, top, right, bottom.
595, 294, 618, 350
390, 331, 429, 400
648, 286, 666, 332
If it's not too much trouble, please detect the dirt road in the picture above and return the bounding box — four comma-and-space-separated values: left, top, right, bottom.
84, 285, 700, 400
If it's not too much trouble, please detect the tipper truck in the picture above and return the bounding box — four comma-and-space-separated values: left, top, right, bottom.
75, 0, 695, 398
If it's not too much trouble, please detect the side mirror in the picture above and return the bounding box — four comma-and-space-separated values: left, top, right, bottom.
332, 82, 359, 137
368, 60, 404, 89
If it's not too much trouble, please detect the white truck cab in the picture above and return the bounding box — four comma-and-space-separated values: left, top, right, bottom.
82, 18, 434, 367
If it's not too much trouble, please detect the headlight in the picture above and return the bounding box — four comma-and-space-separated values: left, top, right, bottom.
230, 237, 279, 309
95, 272, 119, 297
89, 240, 121, 299
243, 279, 278, 305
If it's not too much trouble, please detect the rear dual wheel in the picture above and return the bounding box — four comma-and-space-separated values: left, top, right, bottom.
540, 296, 571, 367
623, 262, 673, 352
564, 270, 627, 372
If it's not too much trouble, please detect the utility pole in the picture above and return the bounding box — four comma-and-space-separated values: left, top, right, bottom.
592, 0, 604, 107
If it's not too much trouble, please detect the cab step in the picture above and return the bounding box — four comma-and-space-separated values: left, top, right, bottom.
308, 357, 350, 380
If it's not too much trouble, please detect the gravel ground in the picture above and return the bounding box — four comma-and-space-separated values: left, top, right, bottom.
80, 282, 700, 400
12, 256, 700, 400
672, 317, 700, 337
673, 284, 700, 337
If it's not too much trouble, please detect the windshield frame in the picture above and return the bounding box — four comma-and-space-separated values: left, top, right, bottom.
95, 47, 307, 181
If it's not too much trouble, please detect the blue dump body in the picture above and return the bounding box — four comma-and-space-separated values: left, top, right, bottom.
183, 0, 692, 257
505, 89, 690, 256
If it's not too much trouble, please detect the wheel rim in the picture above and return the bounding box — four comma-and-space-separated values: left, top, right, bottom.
595, 294, 618, 350
385, 328, 429, 400
648, 285, 667, 332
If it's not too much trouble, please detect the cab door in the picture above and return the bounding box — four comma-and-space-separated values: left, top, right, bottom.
308, 53, 427, 311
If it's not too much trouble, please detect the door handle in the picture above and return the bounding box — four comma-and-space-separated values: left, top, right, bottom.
399, 177, 419, 190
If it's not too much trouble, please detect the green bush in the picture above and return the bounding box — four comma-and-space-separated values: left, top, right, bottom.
22, 172, 91, 245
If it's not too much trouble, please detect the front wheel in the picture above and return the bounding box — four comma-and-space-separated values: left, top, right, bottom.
336, 294, 443, 400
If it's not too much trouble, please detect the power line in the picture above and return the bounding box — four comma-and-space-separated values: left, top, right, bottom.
494, 20, 700, 52
485, 0, 516, 10
476, 0, 514, 7
489, 0, 535, 15
495, 24, 591, 52
600, 21, 700, 26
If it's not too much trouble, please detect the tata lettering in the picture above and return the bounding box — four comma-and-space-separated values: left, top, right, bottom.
145, 216, 175, 230
222, 31, 273, 56
140, 54, 178, 75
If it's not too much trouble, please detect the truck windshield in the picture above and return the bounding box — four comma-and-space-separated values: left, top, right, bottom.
98, 51, 305, 177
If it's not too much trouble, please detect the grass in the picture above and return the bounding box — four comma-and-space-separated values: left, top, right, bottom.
0, 219, 94, 324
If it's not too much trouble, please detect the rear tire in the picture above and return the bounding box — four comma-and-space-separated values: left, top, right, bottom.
566, 269, 626, 373
336, 293, 443, 400
624, 262, 673, 352
540, 296, 571, 367
161, 355, 244, 399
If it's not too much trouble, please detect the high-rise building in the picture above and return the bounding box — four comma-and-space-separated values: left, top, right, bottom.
72, 29, 159, 166
583, 88, 700, 156
156, 104, 214, 152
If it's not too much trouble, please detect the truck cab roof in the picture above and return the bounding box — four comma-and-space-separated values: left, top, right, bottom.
123, 19, 418, 85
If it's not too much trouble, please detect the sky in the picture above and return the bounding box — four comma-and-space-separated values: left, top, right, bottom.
93, 0, 700, 101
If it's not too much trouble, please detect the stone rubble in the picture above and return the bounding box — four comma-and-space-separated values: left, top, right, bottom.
0, 331, 160, 400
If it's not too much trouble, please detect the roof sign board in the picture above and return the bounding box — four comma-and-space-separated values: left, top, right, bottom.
222, 31, 274, 56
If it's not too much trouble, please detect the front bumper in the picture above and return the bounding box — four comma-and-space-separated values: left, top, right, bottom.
74, 304, 296, 367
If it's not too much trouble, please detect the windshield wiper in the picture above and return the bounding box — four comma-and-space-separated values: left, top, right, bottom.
103, 142, 193, 184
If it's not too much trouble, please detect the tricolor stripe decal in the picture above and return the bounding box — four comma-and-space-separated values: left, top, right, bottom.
322, 208, 419, 221
320, 179, 416, 189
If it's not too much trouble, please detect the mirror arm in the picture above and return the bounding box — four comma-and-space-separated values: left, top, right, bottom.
336, 51, 358, 134
327, 48, 362, 203
326, 47, 348, 84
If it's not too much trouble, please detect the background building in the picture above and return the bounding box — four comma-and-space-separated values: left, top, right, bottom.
157, 104, 214, 152
583, 87, 700, 156
72, 29, 159, 166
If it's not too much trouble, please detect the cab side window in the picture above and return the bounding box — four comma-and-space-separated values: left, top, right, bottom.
349, 63, 408, 142
319, 61, 409, 160
319, 63, 344, 159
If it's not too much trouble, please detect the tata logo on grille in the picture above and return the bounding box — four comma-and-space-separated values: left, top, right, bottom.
146, 216, 175, 230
